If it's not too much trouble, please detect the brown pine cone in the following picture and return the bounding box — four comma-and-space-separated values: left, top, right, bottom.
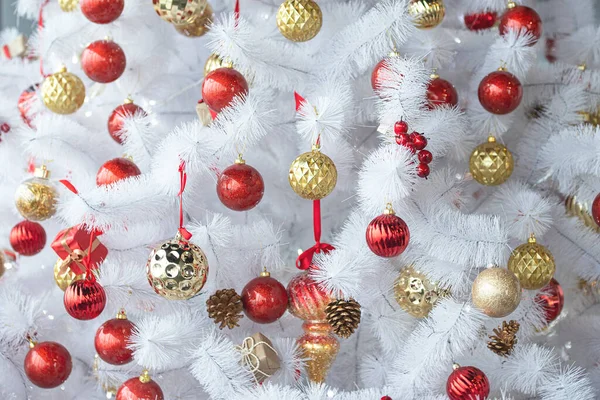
487, 320, 520, 357
206, 288, 243, 329
325, 298, 361, 339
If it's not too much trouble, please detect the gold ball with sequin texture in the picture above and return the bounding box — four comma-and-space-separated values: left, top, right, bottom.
41, 66, 85, 114
204, 53, 233, 77
408, 0, 445, 29
146, 233, 209, 300
59, 0, 79, 12
277, 0, 323, 42
469, 136, 514, 186
153, 0, 208, 26
394, 266, 447, 318
508, 234, 555, 290
15, 166, 58, 221
54, 258, 85, 291
289, 146, 337, 200
175, 3, 213, 37
472, 267, 521, 318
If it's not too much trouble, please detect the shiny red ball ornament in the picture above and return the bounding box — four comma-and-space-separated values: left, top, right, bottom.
18, 84, 39, 128
95, 310, 136, 365
64, 278, 107, 320
81, 0, 124, 24
117, 371, 164, 400
478, 70, 523, 115
499, 5, 542, 46
427, 77, 458, 109
24, 341, 72, 388
446, 365, 490, 400
536, 278, 564, 324
108, 100, 146, 144
366, 206, 410, 257
201, 68, 249, 113
217, 158, 264, 211
592, 193, 600, 226
464, 11, 497, 31
97, 157, 142, 186
371, 58, 391, 94
10, 220, 46, 256
81, 40, 126, 83
416, 163, 430, 178
241, 270, 288, 324
381, 397, 392, 400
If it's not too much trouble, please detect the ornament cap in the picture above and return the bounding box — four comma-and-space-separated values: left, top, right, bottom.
487, 136, 497, 143
507, 1, 516, 9
57, 64, 67, 73
430, 72, 439, 80
384, 203, 396, 215
124, 96, 134, 104
139, 369, 151, 383
578, 63, 587, 71
311, 142, 321, 152
528, 233, 537, 243
116, 309, 127, 320
34, 164, 51, 179
235, 154, 246, 165
28, 338, 37, 349
452, 363, 460, 370
389, 50, 400, 57
260, 267, 270, 277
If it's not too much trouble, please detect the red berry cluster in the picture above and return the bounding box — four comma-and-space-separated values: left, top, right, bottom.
393, 121, 432, 178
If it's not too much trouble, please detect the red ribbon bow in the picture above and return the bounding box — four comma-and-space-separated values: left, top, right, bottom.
178, 160, 192, 240
295, 200, 334, 270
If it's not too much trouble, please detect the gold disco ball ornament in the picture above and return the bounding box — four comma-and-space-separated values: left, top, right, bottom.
15, 165, 58, 221
146, 232, 209, 300
153, 0, 208, 26
469, 136, 514, 186
289, 145, 337, 200
508, 233, 555, 290
408, 0, 445, 29
277, 0, 323, 42
394, 266, 447, 318
41, 65, 85, 115
59, 0, 78, 12
472, 267, 521, 318
54, 258, 85, 291
204, 53, 233, 77
175, 3, 213, 37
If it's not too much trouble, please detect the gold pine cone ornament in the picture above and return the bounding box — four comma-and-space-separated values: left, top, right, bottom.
54, 258, 85, 291
15, 165, 58, 221
277, 0, 323, 42
394, 266, 447, 318
469, 136, 514, 186
289, 145, 337, 200
408, 0, 445, 29
204, 53, 233, 77
508, 234, 555, 290
175, 3, 213, 37
325, 299, 361, 338
472, 267, 521, 318
41, 66, 85, 114
153, 0, 208, 26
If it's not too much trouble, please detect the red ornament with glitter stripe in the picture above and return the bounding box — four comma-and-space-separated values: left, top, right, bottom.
96, 157, 141, 186
499, 4, 542, 46
216, 156, 264, 211
24, 341, 72, 388
108, 99, 147, 144
446, 365, 490, 400
81, 0, 124, 24
241, 269, 288, 324
366, 204, 410, 258
81, 39, 126, 83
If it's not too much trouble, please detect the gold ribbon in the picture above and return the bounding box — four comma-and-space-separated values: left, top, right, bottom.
235, 336, 278, 384
59, 228, 102, 273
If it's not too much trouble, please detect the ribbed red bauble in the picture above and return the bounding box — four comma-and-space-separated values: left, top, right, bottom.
10, 220, 46, 256
241, 269, 288, 324
217, 157, 264, 211
97, 158, 141, 186
499, 4, 542, 45
536, 278, 564, 324
117, 371, 164, 400
24, 341, 72, 388
18, 84, 39, 128
81, 39, 126, 83
108, 99, 146, 144
95, 310, 136, 365
464, 11, 497, 31
201, 68, 248, 113
366, 205, 410, 257
478, 70, 522, 115
592, 193, 600, 226
64, 278, 107, 320
446, 365, 490, 400
427, 76, 458, 109
81, 0, 124, 24
287, 269, 333, 321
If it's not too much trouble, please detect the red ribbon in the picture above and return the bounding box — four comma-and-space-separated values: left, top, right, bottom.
294, 91, 306, 112
60, 179, 79, 194
295, 200, 334, 270
178, 160, 192, 240
234, 0, 240, 26
2, 45, 10, 59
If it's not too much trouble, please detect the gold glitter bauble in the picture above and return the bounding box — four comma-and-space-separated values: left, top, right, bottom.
59, 0, 78, 12
394, 266, 447, 318
146, 233, 209, 300
289, 146, 337, 200
408, 0, 445, 29
15, 166, 57, 221
297, 321, 339, 383
472, 268, 521, 318
508, 234, 555, 290
175, 3, 213, 37
153, 0, 208, 26
41, 66, 85, 115
565, 196, 600, 233
276, 0, 323, 42
469, 136, 514, 186
54, 258, 85, 291
204, 53, 233, 77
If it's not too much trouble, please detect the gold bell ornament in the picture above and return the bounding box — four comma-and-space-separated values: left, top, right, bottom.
508, 233, 555, 290
277, 0, 323, 42
469, 136, 514, 186
41, 66, 86, 114
54, 258, 85, 291
289, 144, 337, 200
153, 0, 209, 26
472, 267, 521, 318
408, 0, 445, 29
394, 266, 448, 318
59, 0, 79, 12
204, 53, 234, 77
175, 3, 213, 37
15, 165, 58, 221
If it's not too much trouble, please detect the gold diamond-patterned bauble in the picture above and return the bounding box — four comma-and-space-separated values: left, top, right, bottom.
276, 0, 323, 42
15, 165, 58, 221
565, 196, 600, 233
54, 258, 85, 291
41, 66, 85, 115
508, 233, 555, 290
206, 288, 243, 329
59, 0, 78, 12
146, 232, 209, 300
469, 136, 514, 186
408, 0, 445, 29
289, 145, 337, 200
472, 267, 521, 318
153, 0, 208, 26
175, 3, 213, 37
325, 299, 361, 339
394, 266, 448, 318
204, 53, 234, 77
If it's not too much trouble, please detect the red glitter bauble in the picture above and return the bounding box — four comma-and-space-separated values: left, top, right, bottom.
97, 157, 142, 186
478, 70, 522, 115
81, 40, 126, 83
241, 272, 288, 324
366, 211, 410, 257
81, 0, 124, 24
536, 278, 564, 324
371, 58, 391, 94
446, 365, 490, 400
287, 270, 334, 321
427, 77, 458, 109
18, 84, 39, 128
95, 312, 136, 365
216, 161, 264, 211
201, 68, 248, 113
24, 341, 72, 388
592, 193, 600, 226
464, 11, 497, 31
64, 279, 107, 320
108, 101, 146, 144
117, 374, 164, 400
10, 220, 46, 256
499, 5, 542, 46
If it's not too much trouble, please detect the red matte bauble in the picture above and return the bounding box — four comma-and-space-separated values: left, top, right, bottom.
24, 341, 72, 388
366, 213, 410, 257
287, 270, 334, 321
537, 278, 564, 324
464, 11, 497, 31
427, 77, 458, 109
217, 162, 264, 211
446, 366, 490, 400
499, 5, 542, 45
10, 220, 46, 256
81, 0, 124, 24
201, 68, 249, 113
108, 102, 146, 144
64, 279, 107, 320
81, 40, 126, 83
478, 70, 522, 115
241, 274, 288, 324
18, 84, 39, 128
97, 158, 142, 186
95, 316, 136, 365
117, 376, 164, 400
592, 193, 600, 226
371, 58, 391, 94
